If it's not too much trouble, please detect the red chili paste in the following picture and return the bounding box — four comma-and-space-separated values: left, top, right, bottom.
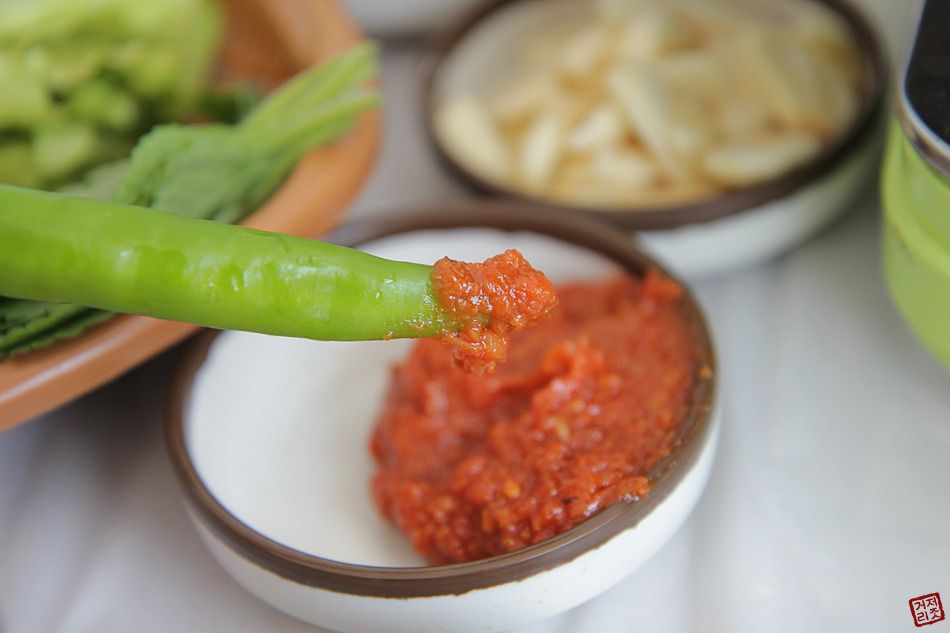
370, 270, 701, 564
430, 249, 558, 375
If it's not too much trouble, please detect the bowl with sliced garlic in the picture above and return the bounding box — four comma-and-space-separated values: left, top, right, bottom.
423, 0, 886, 278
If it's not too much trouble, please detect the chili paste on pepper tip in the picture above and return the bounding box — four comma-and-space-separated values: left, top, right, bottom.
430, 248, 559, 375
371, 268, 702, 565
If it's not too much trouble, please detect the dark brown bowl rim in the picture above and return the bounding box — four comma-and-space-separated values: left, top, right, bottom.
419, 0, 888, 231
165, 203, 718, 598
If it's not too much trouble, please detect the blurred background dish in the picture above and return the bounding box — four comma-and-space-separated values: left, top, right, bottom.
166, 205, 720, 633
0, 0, 380, 432
421, 0, 887, 279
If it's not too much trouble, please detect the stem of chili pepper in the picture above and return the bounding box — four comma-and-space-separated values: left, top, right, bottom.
0, 185, 457, 341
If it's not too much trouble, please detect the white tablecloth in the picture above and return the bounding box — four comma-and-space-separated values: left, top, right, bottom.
2, 2, 946, 631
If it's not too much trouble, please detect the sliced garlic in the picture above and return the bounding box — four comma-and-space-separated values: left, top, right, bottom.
717, 98, 773, 143
703, 132, 823, 187
489, 70, 559, 124
789, 2, 857, 59
592, 145, 658, 187
566, 103, 625, 151
735, 27, 811, 128
559, 23, 610, 78
654, 49, 729, 97
666, 100, 717, 168
517, 111, 564, 188
434, 94, 511, 182
614, 6, 695, 61
607, 65, 686, 180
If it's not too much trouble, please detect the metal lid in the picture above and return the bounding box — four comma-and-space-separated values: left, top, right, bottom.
899, 0, 950, 178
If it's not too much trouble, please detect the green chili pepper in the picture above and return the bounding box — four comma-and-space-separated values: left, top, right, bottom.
0, 41, 379, 358
0, 184, 455, 341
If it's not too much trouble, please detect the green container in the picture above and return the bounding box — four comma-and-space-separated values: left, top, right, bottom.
881, 0, 950, 369
882, 120, 950, 368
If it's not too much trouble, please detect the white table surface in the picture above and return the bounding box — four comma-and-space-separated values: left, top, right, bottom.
2, 2, 946, 632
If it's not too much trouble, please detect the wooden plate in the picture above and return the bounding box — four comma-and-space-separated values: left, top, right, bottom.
0, 0, 381, 432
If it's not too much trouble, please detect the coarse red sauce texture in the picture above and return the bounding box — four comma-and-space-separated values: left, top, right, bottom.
430, 249, 558, 375
370, 269, 702, 565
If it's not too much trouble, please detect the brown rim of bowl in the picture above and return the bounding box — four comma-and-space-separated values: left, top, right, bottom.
419, 0, 888, 231
164, 203, 717, 599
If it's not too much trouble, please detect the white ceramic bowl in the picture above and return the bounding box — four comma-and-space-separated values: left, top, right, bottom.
166, 205, 721, 633
420, 0, 888, 280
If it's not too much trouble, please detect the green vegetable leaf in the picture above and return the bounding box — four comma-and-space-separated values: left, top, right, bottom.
0, 299, 114, 359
